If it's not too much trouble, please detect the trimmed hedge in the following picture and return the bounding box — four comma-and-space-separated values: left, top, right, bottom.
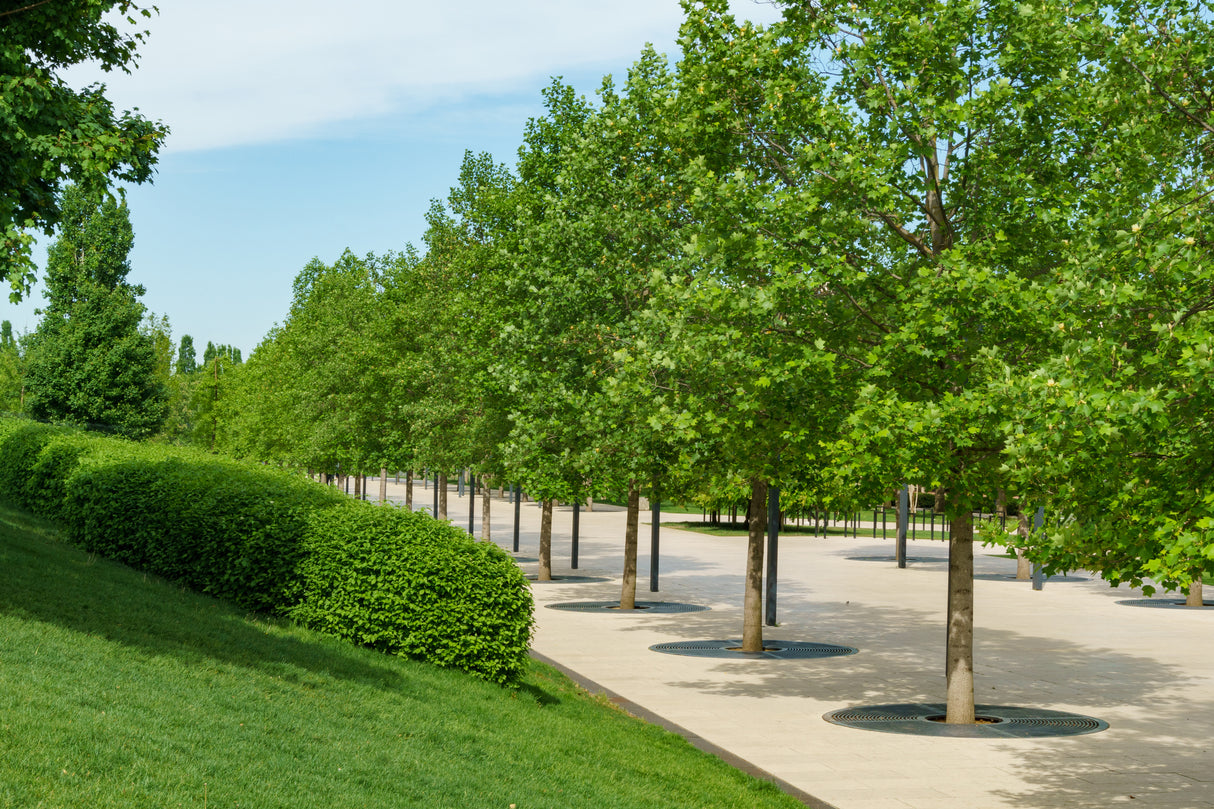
290, 504, 534, 685
0, 416, 534, 684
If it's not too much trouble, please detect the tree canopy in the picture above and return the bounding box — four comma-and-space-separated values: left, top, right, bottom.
22, 185, 167, 438
1, 0, 167, 298
182, 0, 1214, 726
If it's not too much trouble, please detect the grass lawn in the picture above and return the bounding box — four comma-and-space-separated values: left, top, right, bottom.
0, 502, 804, 809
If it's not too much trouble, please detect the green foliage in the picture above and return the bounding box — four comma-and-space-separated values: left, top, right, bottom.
202, 341, 242, 365
0, 415, 537, 683
220, 250, 421, 473
290, 503, 533, 685
0, 319, 22, 411
175, 333, 197, 374
22, 187, 167, 438
63, 451, 342, 614
0, 0, 166, 298
0, 419, 91, 519
988, 0, 1214, 593
142, 310, 173, 388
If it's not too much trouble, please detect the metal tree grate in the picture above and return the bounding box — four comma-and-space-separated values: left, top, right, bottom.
824, 703, 1108, 738
974, 573, 1090, 583
650, 640, 858, 660
525, 574, 610, 584
846, 555, 947, 564
1117, 598, 1214, 609
547, 601, 710, 614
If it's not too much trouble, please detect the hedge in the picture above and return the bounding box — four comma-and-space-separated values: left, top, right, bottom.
289, 504, 534, 685
0, 416, 534, 684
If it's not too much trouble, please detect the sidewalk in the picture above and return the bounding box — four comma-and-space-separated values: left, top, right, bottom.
377, 478, 1214, 809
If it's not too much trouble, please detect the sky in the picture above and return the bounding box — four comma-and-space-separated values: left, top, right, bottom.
3, 0, 783, 358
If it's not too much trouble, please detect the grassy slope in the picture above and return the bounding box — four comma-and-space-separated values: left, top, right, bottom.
0, 503, 803, 809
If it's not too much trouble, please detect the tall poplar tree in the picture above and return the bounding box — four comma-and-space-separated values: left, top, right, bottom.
23, 186, 167, 438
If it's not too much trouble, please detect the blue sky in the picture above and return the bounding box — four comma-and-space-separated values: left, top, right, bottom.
3, 0, 781, 357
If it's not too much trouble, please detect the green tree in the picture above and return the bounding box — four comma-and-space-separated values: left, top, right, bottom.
1000, 0, 1214, 606
408, 156, 516, 527
143, 311, 172, 390
1, 0, 166, 298
176, 334, 197, 375
0, 320, 23, 411
654, 0, 1133, 723
23, 186, 167, 438
202, 342, 242, 366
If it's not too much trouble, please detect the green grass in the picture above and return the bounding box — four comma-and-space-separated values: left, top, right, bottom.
0, 502, 804, 809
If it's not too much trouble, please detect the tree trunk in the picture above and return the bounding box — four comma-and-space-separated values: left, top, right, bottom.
379, 467, 387, 504
481, 475, 491, 542
405, 470, 413, 510
538, 499, 554, 581
934, 488, 946, 514
353, 475, 361, 500
620, 481, 640, 609
741, 478, 768, 653
1015, 512, 1032, 580
1188, 575, 1204, 607
946, 508, 976, 724
438, 473, 448, 520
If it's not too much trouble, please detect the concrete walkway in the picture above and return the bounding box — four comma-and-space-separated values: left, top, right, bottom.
376, 478, 1214, 809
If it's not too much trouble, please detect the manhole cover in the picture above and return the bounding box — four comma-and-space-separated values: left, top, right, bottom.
547, 601, 709, 614
824, 703, 1108, 737
525, 574, 610, 584
1117, 598, 1214, 609
846, 556, 947, 563
650, 639, 858, 660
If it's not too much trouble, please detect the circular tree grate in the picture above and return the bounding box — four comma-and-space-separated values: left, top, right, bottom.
525, 574, 610, 584
974, 573, 1090, 583
846, 555, 947, 564
650, 639, 858, 660
824, 703, 1108, 738
547, 600, 709, 614
1117, 598, 1214, 609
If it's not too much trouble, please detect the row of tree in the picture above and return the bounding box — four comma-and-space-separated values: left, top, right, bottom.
11, 0, 1206, 727
203, 0, 1213, 725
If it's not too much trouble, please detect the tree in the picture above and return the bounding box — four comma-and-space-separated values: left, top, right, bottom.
658, 0, 1135, 722
1000, 0, 1214, 606
1, 0, 166, 298
143, 311, 172, 390
176, 334, 197, 375
0, 320, 22, 411
202, 342, 242, 366
408, 155, 516, 533
23, 186, 167, 438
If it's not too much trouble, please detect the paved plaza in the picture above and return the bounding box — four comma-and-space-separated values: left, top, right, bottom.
382, 479, 1214, 809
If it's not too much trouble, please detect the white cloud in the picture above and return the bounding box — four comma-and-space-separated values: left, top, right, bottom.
69, 0, 782, 152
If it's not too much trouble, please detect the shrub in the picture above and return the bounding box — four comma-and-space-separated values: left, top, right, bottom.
62, 451, 343, 613
290, 503, 534, 685
0, 416, 535, 685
